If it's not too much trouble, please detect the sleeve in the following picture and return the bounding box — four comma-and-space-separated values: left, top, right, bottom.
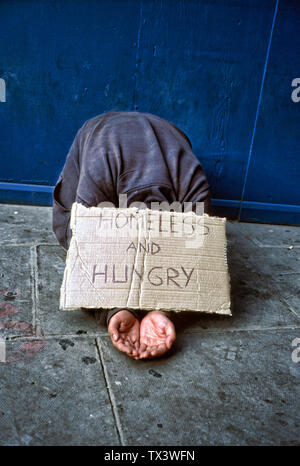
180, 162, 211, 215
52, 129, 82, 250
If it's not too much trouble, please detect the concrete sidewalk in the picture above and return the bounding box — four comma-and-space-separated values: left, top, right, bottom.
0, 204, 299, 446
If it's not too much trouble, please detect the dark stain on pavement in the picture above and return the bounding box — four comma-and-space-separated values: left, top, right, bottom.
82, 356, 97, 365
149, 369, 162, 378
3, 291, 18, 301
59, 339, 75, 350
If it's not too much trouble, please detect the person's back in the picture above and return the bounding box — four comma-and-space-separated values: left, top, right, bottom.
52, 111, 211, 360
53, 111, 210, 250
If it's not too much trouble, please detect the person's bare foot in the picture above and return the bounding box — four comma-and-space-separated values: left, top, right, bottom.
139, 311, 176, 359
108, 310, 140, 360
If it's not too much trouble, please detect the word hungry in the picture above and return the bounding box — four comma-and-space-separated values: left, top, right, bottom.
91, 264, 194, 288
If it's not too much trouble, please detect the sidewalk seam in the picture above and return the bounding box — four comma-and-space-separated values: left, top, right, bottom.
3, 325, 300, 342
250, 237, 300, 248
30, 245, 39, 334
5, 332, 108, 341
3, 242, 58, 247
278, 296, 300, 322
95, 337, 125, 446
182, 324, 300, 335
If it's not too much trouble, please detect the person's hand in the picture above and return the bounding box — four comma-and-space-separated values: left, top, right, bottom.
138, 311, 176, 359
108, 310, 140, 360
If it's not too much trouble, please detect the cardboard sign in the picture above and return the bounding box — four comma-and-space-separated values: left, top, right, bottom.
59, 203, 231, 315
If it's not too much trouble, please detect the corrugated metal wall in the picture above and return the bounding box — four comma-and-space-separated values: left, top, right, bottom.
0, 0, 299, 224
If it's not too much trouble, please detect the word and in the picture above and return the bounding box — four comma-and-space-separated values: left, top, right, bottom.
127, 241, 161, 255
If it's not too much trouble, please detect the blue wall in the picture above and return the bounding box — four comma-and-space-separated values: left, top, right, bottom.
0, 0, 299, 224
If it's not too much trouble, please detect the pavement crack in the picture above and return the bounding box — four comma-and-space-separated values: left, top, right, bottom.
95, 338, 125, 446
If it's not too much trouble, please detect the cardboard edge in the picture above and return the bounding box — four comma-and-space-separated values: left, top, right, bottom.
70, 202, 227, 223
60, 303, 232, 315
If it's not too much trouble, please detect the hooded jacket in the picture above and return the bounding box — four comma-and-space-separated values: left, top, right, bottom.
52, 111, 211, 251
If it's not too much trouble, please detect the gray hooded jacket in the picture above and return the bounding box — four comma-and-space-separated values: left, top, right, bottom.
52, 111, 211, 252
